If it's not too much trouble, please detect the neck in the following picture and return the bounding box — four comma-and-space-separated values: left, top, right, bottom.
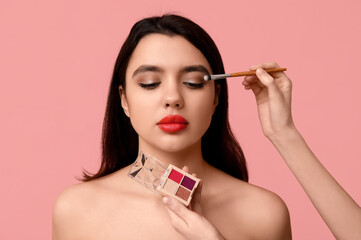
138, 139, 207, 178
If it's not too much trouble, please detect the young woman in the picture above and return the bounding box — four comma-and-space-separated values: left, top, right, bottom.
52, 15, 292, 240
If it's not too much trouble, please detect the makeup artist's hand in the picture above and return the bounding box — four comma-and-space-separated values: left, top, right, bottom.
162, 166, 226, 240
243, 63, 361, 240
242, 62, 297, 140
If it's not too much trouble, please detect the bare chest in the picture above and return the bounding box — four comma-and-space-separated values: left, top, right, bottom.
76, 195, 187, 240
75, 196, 253, 240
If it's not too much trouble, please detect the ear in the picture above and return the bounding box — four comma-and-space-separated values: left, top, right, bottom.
119, 86, 130, 117
212, 84, 221, 114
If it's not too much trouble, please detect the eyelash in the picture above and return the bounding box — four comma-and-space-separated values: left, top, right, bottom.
183, 82, 204, 89
139, 82, 161, 89
139, 82, 205, 89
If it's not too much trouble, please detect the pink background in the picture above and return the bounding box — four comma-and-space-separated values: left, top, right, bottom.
1, 0, 360, 239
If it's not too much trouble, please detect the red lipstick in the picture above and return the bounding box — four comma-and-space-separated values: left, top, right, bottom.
157, 115, 188, 133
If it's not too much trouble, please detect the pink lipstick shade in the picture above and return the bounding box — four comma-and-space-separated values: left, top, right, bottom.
157, 115, 188, 133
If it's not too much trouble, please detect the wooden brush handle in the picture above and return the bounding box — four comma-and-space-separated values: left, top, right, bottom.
230, 68, 287, 77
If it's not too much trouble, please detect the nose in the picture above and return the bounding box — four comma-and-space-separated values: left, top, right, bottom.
162, 81, 184, 109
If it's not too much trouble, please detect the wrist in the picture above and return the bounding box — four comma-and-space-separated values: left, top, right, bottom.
267, 125, 303, 147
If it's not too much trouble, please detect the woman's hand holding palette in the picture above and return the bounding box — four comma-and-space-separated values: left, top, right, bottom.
128, 151, 200, 206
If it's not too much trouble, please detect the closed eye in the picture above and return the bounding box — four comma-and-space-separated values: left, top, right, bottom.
183, 82, 205, 89
139, 82, 161, 89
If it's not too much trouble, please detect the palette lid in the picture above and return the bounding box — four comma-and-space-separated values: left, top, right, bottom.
127, 151, 168, 192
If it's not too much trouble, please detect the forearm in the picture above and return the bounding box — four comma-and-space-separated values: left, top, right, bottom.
270, 128, 361, 240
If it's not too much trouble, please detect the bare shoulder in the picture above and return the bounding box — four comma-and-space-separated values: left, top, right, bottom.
52, 171, 125, 240
53, 179, 98, 216
204, 168, 292, 240
238, 181, 292, 239
52, 180, 98, 239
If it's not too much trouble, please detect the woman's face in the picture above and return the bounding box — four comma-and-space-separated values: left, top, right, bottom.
121, 34, 219, 153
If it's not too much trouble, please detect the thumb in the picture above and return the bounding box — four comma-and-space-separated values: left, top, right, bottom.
163, 196, 197, 221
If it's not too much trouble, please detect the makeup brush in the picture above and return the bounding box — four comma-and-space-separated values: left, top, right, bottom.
204, 68, 287, 81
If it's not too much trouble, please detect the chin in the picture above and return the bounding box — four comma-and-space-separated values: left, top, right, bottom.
137, 128, 206, 154
141, 136, 200, 154
156, 142, 194, 153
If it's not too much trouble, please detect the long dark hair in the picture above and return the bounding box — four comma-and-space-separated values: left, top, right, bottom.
81, 14, 248, 182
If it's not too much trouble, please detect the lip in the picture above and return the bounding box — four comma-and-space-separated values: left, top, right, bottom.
157, 115, 189, 133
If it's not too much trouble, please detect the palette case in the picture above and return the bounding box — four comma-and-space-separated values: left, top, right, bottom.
128, 151, 200, 206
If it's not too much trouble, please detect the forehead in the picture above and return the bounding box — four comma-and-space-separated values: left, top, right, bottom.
126, 34, 212, 75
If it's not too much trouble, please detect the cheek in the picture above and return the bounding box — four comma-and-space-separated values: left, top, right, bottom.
126, 84, 154, 112
198, 86, 216, 112
126, 92, 158, 131
186, 90, 216, 126
198, 101, 215, 124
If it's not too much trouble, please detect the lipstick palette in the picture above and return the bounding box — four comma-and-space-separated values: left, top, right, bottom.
128, 151, 200, 206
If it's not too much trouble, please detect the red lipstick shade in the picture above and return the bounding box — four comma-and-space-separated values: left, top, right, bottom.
157, 115, 188, 133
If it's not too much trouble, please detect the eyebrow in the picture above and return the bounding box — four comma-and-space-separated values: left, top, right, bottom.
132, 65, 163, 78
132, 64, 210, 78
180, 65, 210, 75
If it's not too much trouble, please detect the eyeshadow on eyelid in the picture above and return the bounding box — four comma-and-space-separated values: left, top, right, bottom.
183, 76, 205, 82
134, 72, 159, 79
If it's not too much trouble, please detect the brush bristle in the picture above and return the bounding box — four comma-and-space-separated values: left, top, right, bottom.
203, 75, 211, 81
